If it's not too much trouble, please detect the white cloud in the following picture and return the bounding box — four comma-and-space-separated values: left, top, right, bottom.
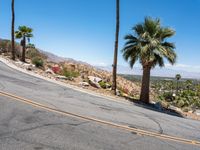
165, 63, 200, 73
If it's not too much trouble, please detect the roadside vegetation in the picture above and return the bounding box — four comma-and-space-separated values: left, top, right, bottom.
121, 74, 200, 111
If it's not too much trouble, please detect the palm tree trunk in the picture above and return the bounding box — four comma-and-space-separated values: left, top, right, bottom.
140, 66, 151, 103
21, 37, 26, 62
11, 0, 15, 60
112, 0, 120, 95
176, 80, 179, 94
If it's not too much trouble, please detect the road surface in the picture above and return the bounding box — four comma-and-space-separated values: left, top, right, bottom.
0, 61, 200, 150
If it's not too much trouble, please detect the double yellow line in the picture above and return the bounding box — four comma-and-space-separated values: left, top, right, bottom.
0, 90, 200, 146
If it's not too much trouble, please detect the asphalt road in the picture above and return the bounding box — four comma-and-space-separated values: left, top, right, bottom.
0, 61, 200, 150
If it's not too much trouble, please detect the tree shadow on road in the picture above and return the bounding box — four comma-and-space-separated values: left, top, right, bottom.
125, 97, 184, 118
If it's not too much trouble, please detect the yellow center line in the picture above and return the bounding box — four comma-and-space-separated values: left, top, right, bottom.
0, 90, 200, 146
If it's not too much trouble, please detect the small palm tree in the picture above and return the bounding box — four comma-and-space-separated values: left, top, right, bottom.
175, 74, 181, 93
122, 17, 177, 103
15, 26, 33, 62
11, 0, 15, 60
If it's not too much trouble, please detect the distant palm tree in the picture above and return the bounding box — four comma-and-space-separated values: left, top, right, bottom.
175, 74, 181, 93
11, 0, 15, 60
122, 17, 177, 103
15, 26, 33, 62
112, 0, 120, 95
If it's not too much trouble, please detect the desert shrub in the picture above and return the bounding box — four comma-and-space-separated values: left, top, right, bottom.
99, 81, 107, 89
26, 48, 40, 58
162, 92, 174, 102
52, 66, 61, 74
31, 57, 44, 68
26, 48, 47, 60
62, 69, 79, 78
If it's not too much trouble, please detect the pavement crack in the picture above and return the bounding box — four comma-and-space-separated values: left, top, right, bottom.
0, 121, 89, 139
144, 115, 164, 134
12, 136, 63, 150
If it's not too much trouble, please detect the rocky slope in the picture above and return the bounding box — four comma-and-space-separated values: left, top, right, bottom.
39, 49, 141, 98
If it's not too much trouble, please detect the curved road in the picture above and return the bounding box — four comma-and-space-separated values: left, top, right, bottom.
0, 61, 200, 150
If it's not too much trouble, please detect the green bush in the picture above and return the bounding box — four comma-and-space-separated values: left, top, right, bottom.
99, 81, 107, 89
62, 69, 79, 78
31, 57, 44, 68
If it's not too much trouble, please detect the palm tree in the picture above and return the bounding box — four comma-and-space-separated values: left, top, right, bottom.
175, 74, 181, 93
122, 17, 177, 103
112, 0, 120, 95
11, 0, 15, 60
15, 26, 33, 62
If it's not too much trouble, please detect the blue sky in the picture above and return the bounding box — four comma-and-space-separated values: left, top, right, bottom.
1, 0, 200, 73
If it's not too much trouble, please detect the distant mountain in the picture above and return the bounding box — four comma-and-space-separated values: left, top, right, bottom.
39, 49, 200, 79
96, 65, 200, 79
39, 49, 91, 66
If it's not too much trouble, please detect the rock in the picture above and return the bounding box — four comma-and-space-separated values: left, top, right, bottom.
116, 89, 121, 96
79, 82, 89, 87
150, 101, 156, 105
168, 105, 182, 112
45, 68, 55, 74
194, 110, 200, 116
56, 75, 68, 80
15, 61, 23, 65
23, 63, 35, 71
88, 76, 102, 88
89, 80, 101, 88
88, 76, 102, 83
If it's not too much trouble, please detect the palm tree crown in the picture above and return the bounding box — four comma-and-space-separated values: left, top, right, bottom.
15, 26, 33, 40
122, 17, 177, 103
122, 17, 176, 69
176, 74, 181, 81
15, 26, 33, 62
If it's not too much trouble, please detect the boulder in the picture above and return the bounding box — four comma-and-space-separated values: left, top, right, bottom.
23, 63, 35, 71
88, 76, 102, 83
79, 82, 89, 87
194, 110, 200, 116
89, 80, 101, 88
45, 68, 55, 74
56, 75, 68, 80
88, 76, 102, 88
168, 105, 182, 112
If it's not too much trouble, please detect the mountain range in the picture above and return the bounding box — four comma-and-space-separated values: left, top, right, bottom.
96, 65, 200, 79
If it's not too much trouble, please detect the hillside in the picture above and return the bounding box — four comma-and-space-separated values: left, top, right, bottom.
0, 38, 141, 99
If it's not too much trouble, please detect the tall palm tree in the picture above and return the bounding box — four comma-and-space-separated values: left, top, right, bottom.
112, 0, 120, 95
175, 74, 181, 93
11, 0, 15, 60
122, 17, 177, 103
15, 26, 33, 62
